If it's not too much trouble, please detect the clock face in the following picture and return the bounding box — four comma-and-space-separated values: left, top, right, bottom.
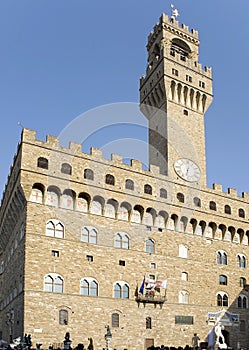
174, 158, 201, 182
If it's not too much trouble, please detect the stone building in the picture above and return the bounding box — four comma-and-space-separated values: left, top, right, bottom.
0, 11, 249, 350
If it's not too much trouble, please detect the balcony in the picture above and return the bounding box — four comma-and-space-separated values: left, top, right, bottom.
135, 295, 166, 308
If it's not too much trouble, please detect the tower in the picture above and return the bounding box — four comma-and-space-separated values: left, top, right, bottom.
140, 13, 213, 186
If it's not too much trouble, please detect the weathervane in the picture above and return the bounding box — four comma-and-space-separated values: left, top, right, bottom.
171, 4, 180, 20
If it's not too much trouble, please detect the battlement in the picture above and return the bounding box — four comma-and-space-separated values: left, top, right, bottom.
18, 128, 249, 204
147, 13, 199, 51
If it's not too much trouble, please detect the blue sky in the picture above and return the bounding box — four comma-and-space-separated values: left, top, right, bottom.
0, 0, 249, 196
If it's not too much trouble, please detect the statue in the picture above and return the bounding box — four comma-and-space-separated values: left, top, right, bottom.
63, 332, 72, 350
87, 338, 94, 350
104, 325, 112, 339
214, 322, 227, 349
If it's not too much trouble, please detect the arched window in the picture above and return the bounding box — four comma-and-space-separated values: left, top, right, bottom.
225, 205, 231, 214
44, 274, 63, 293
61, 189, 75, 210
217, 293, 228, 307
219, 275, 227, 285
46, 187, 60, 207
91, 196, 104, 215
106, 174, 115, 185
238, 295, 247, 309
144, 184, 152, 195
84, 169, 94, 180
145, 239, 155, 253
210, 201, 217, 211
193, 197, 201, 207
179, 290, 189, 304
112, 313, 119, 328
239, 208, 245, 218
81, 227, 97, 244
30, 184, 44, 203
37, 157, 48, 169
105, 199, 117, 219
240, 277, 246, 288
59, 309, 68, 325
114, 233, 129, 249
44, 275, 53, 292
217, 251, 227, 265
177, 193, 184, 203
179, 244, 188, 258
125, 179, 134, 191
61, 163, 72, 175
160, 188, 167, 199
114, 282, 129, 299
46, 220, 64, 239
237, 254, 246, 268
80, 278, 98, 296
171, 38, 191, 61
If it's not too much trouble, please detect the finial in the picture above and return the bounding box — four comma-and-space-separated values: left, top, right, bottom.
171, 4, 180, 19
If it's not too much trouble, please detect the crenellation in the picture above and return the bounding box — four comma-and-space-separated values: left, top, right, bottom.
213, 183, 223, 192
242, 192, 249, 201
131, 159, 143, 171
228, 188, 238, 197
111, 153, 123, 163
69, 141, 82, 154
46, 134, 59, 146
90, 147, 103, 158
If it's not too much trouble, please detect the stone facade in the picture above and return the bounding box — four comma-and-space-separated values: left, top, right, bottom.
0, 11, 249, 350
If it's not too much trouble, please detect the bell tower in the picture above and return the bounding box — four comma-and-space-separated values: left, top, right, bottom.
140, 12, 213, 186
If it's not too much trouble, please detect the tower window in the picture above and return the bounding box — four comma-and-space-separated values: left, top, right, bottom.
186, 75, 192, 83
61, 163, 72, 175
239, 208, 245, 218
37, 157, 48, 169
84, 169, 94, 180
160, 188, 167, 199
225, 205, 231, 214
177, 192, 184, 203
209, 201, 217, 211
172, 68, 178, 76
125, 179, 134, 190
144, 184, 152, 195
199, 81, 205, 89
119, 260, 125, 266
106, 174, 115, 185
193, 197, 201, 207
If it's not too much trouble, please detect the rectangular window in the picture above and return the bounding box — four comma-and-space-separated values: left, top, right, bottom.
146, 226, 152, 231
52, 250, 59, 257
87, 255, 93, 262
199, 81, 205, 88
172, 68, 178, 76
146, 317, 152, 329
150, 263, 156, 269
186, 75, 192, 82
119, 260, 125, 266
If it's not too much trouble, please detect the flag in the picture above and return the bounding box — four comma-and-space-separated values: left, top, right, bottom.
139, 276, 145, 294
156, 279, 167, 289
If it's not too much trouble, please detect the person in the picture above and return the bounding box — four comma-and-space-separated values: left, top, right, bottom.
192, 333, 200, 350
